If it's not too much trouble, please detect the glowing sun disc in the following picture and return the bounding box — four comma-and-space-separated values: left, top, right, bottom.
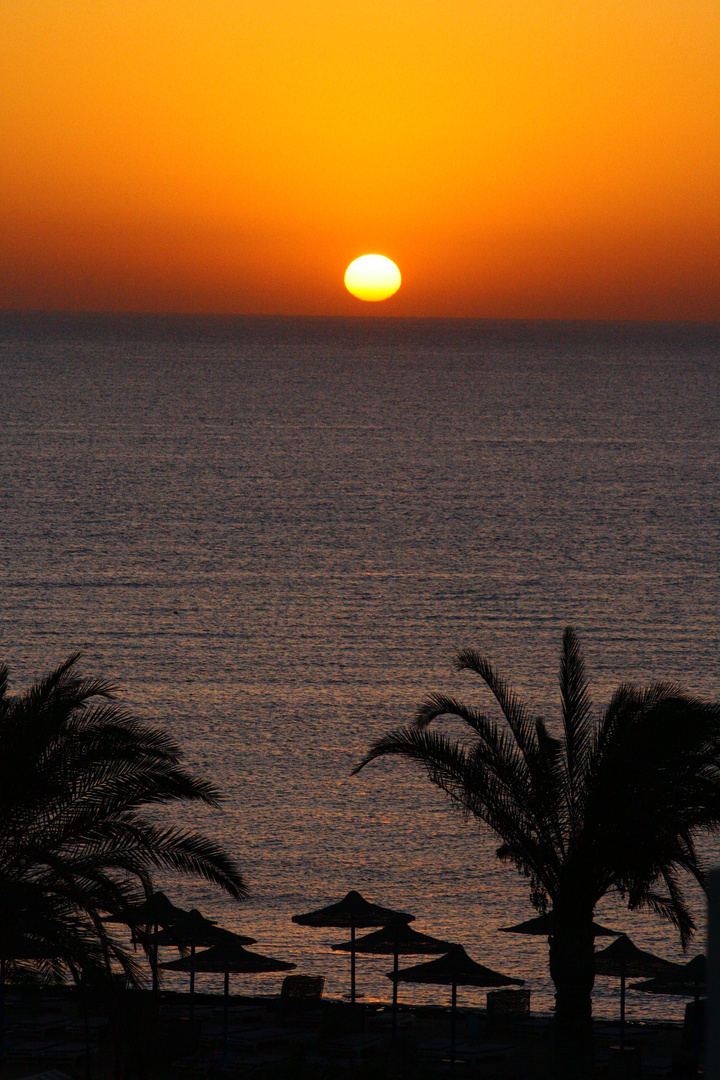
344, 254, 401, 301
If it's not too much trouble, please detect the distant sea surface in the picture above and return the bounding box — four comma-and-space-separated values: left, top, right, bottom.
2, 314, 720, 1019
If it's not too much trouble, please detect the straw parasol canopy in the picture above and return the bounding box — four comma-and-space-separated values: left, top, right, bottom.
155, 909, 256, 950
293, 890, 414, 1004
161, 941, 295, 1060
103, 891, 200, 999
293, 890, 414, 929
630, 955, 706, 1071
333, 919, 453, 958
629, 954, 706, 1000
333, 917, 454, 1032
155, 912, 257, 1019
161, 939, 295, 975
594, 934, 682, 978
390, 945, 524, 1070
594, 934, 683, 1047
499, 912, 619, 937
104, 890, 189, 930
390, 943, 525, 988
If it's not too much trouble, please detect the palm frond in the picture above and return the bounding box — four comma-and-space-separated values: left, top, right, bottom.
355, 724, 561, 894
454, 648, 539, 764
357, 629, 720, 987
415, 692, 492, 735
558, 627, 593, 830
0, 654, 247, 981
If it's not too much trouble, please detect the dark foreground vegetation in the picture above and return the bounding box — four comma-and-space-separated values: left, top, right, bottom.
356, 628, 720, 1080
0, 654, 245, 990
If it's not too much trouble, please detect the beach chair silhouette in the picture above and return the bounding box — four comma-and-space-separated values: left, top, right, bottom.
280, 974, 325, 1014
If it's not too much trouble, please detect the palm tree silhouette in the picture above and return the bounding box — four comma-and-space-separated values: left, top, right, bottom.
0, 654, 246, 987
354, 628, 720, 1079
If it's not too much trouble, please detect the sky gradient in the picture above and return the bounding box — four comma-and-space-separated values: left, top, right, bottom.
2, 0, 719, 318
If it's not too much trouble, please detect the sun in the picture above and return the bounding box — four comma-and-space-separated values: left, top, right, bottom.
344, 255, 401, 302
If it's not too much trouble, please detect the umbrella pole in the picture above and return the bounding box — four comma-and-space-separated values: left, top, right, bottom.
222, 969, 229, 1062
0, 957, 5, 1064
620, 971, 626, 1050
351, 921, 356, 1006
450, 982, 457, 1073
152, 920, 159, 1018
694, 977, 701, 1076
392, 948, 399, 1037
82, 982, 91, 1080
190, 944, 195, 1021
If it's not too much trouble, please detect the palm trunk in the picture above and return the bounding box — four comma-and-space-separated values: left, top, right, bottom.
549, 902, 596, 1080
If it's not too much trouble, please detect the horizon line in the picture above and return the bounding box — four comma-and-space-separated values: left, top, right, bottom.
2, 309, 719, 328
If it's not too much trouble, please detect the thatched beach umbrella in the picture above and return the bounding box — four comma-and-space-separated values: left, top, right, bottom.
155, 912, 256, 1019
293, 890, 414, 1004
108, 890, 185, 922
389, 945, 524, 1070
333, 917, 454, 1033
499, 912, 619, 937
161, 941, 295, 1060
154, 908, 227, 947
594, 934, 682, 1047
103, 890, 191, 996
629, 953, 706, 1001
630, 955, 706, 1071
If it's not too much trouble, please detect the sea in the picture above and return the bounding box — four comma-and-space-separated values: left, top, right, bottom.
1, 313, 719, 1021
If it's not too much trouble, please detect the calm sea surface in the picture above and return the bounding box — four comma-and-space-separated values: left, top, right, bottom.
1, 314, 719, 1019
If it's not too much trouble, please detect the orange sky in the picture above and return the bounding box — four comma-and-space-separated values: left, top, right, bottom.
2, 0, 718, 318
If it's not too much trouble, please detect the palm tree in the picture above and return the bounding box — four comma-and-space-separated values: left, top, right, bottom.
354, 628, 720, 1079
0, 654, 246, 989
